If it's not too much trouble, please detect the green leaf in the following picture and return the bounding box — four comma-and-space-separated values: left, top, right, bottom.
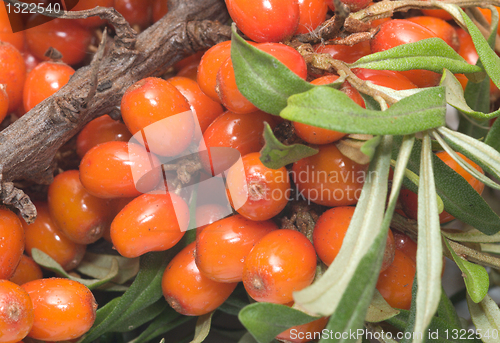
293, 137, 393, 340
360, 136, 382, 162
365, 290, 400, 323
231, 23, 314, 115
238, 333, 260, 343
281, 87, 446, 135
485, 117, 500, 152
442, 228, 500, 243
128, 307, 189, 343
112, 299, 168, 332
259, 122, 318, 169
393, 136, 500, 235
414, 133, 443, 341
76, 252, 140, 285
81, 251, 173, 343
190, 312, 214, 343
437, 287, 463, 330
349, 38, 483, 75
444, 239, 489, 303
440, 69, 500, 119
239, 303, 319, 343
467, 293, 500, 343
31, 249, 119, 290
458, 6, 500, 90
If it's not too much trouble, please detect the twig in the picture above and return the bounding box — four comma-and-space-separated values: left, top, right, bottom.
85, 27, 108, 107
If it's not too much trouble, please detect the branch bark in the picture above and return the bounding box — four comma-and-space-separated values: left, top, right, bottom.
0, 0, 231, 222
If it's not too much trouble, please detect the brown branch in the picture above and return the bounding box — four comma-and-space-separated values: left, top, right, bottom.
0, 0, 231, 222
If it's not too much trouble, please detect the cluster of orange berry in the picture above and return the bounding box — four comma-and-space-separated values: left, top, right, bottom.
0, 0, 495, 342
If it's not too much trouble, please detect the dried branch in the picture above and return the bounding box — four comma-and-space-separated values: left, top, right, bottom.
0, 0, 231, 222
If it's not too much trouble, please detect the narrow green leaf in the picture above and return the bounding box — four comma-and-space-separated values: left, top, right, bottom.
360, 136, 382, 162
259, 122, 318, 169
81, 251, 172, 343
350, 38, 482, 75
440, 69, 500, 119
190, 312, 214, 343
31, 249, 119, 290
231, 24, 314, 115
281, 87, 446, 136
485, 117, 500, 152
442, 228, 500, 243
467, 293, 500, 343
365, 290, 400, 323
76, 252, 140, 285
128, 307, 188, 343
444, 239, 489, 303
437, 126, 500, 188
414, 133, 442, 342
393, 136, 500, 235
112, 300, 168, 332
458, 6, 500, 89
480, 243, 500, 254
238, 303, 318, 343
294, 137, 392, 338
437, 287, 462, 330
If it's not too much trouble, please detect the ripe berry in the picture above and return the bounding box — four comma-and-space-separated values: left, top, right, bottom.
22, 202, 86, 271
376, 250, 415, 310
76, 115, 133, 159
399, 151, 485, 223
25, 16, 92, 65
79, 141, 162, 198
0, 2, 25, 51
114, 0, 152, 30
110, 193, 189, 258
0, 42, 26, 113
314, 40, 371, 64
225, 0, 300, 43
326, 0, 371, 12
121, 77, 194, 156
226, 152, 291, 221
195, 203, 229, 235
9, 255, 43, 286
195, 214, 278, 282
296, 0, 328, 35
161, 242, 237, 316
152, 0, 169, 23
407, 16, 460, 52
0, 85, 8, 123
48, 170, 113, 244
197, 41, 231, 102
370, 19, 441, 88
23, 61, 75, 112
243, 229, 317, 304
0, 280, 34, 343
292, 144, 368, 207
393, 231, 417, 262
22, 278, 97, 341
0, 208, 25, 280
354, 68, 417, 90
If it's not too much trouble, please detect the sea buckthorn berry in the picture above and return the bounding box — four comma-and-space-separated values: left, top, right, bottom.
79, 141, 161, 198
477, 7, 500, 36
376, 250, 415, 310
292, 144, 368, 207
296, 0, 328, 35
121, 77, 193, 156
22, 278, 97, 341
276, 316, 329, 343
48, 170, 113, 244
226, 152, 291, 221
114, 0, 152, 30
23, 50, 40, 74
76, 115, 133, 159
0, 3, 25, 51
152, 0, 168, 23
162, 242, 237, 316
23, 61, 75, 112
197, 41, 231, 102
393, 231, 417, 262
407, 16, 459, 52
167, 76, 224, 139
370, 19, 441, 88
9, 255, 43, 286
225, 0, 300, 43
400, 151, 485, 224
314, 41, 371, 64
25, 16, 92, 65
0, 280, 33, 343
22, 202, 86, 271
243, 229, 317, 304
110, 193, 189, 258
257, 43, 308, 80
174, 50, 206, 72
383, 229, 396, 272
70, 0, 113, 28
293, 75, 366, 145
176, 61, 199, 81
326, 0, 370, 12
195, 203, 230, 236
200, 110, 279, 175
354, 68, 417, 91
0, 85, 8, 124
0, 42, 26, 113
195, 214, 278, 282
0, 209, 24, 280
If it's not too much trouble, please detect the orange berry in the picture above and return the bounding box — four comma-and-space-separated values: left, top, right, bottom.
0, 280, 33, 343
9, 255, 43, 286
0, 208, 25, 280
